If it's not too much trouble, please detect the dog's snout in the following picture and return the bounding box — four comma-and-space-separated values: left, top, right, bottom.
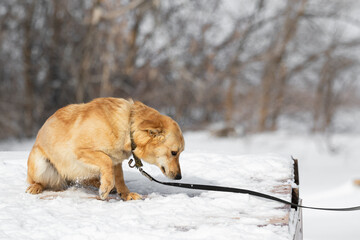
174, 173, 182, 180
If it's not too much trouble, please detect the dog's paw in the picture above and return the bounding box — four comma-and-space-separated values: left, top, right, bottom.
26, 183, 44, 194
120, 192, 143, 201
99, 186, 111, 200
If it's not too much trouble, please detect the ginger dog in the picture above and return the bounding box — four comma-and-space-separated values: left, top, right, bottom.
26, 98, 184, 201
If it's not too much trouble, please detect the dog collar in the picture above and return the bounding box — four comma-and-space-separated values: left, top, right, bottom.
129, 131, 143, 169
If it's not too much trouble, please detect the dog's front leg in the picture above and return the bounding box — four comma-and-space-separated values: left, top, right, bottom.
77, 150, 114, 200
114, 163, 142, 201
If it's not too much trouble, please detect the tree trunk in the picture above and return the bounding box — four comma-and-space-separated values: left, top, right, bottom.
23, 1, 36, 138
124, 11, 144, 75
76, 1, 101, 103
43, 0, 62, 116
258, 65, 273, 132
225, 78, 236, 129
270, 63, 287, 131
323, 78, 335, 130
313, 50, 332, 132
257, 0, 307, 132
100, 29, 114, 97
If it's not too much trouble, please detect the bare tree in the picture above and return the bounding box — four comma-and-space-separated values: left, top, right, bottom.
313, 44, 357, 132
257, 0, 307, 132
0, 0, 360, 140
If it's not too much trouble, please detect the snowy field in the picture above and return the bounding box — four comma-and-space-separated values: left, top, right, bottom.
1, 131, 360, 240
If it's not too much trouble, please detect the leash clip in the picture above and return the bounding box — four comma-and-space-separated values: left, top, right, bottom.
128, 159, 136, 168
128, 156, 143, 169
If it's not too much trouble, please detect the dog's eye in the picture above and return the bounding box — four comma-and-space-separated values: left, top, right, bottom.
171, 151, 178, 156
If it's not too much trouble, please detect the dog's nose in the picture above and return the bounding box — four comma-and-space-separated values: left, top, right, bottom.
174, 173, 182, 180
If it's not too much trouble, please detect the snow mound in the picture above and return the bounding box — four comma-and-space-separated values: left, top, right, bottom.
0, 151, 295, 240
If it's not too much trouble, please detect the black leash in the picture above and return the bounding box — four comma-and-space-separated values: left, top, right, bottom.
129, 158, 360, 212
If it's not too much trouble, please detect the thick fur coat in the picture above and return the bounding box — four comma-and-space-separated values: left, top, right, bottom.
26, 98, 184, 200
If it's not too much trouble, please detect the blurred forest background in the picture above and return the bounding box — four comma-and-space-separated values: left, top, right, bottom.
1, 0, 360, 140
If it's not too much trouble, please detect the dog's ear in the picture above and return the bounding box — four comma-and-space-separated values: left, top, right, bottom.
138, 120, 164, 138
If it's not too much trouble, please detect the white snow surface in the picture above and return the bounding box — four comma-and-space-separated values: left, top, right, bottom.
1, 131, 360, 240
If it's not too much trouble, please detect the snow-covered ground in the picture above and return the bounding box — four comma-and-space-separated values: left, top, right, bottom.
1, 131, 360, 240
184, 131, 360, 240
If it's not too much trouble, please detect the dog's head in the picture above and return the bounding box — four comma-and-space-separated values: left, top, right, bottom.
131, 102, 184, 180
